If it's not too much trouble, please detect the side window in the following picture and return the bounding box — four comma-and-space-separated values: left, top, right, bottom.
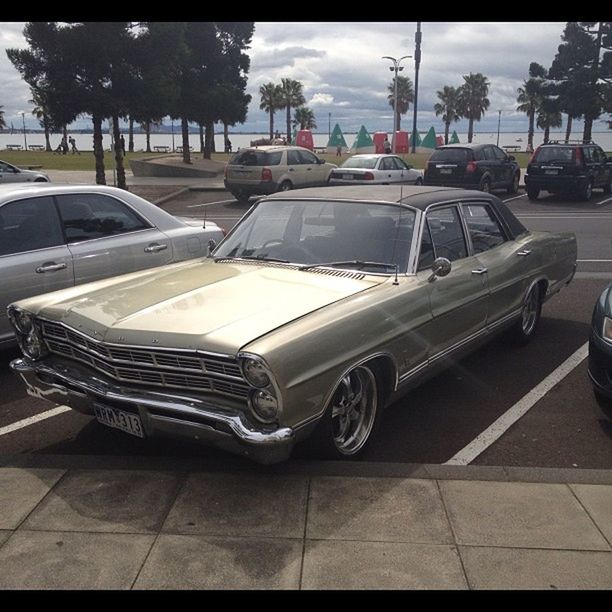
56, 194, 149, 243
582, 147, 593, 163
492, 146, 507, 161
0, 196, 64, 256
298, 150, 319, 165
461, 203, 507, 253
591, 147, 603, 163
483, 147, 496, 161
287, 150, 301, 165
417, 222, 435, 271
425, 206, 468, 262
380, 157, 395, 170
473, 148, 485, 161
393, 157, 409, 170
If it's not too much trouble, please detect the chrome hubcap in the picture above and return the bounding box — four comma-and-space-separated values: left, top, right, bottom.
331, 366, 377, 455
521, 288, 539, 335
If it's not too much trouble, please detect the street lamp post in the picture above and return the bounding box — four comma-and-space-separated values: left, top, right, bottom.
20, 112, 28, 151
496, 110, 502, 147
382, 55, 412, 153
411, 22, 422, 154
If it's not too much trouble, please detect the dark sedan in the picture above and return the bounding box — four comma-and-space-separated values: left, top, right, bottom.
588, 282, 612, 403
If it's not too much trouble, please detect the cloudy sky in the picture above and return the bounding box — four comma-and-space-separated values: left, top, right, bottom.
1, 21, 605, 135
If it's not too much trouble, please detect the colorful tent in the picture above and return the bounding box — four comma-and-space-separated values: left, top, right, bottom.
350, 125, 375, 153
420, 126, 437, 149
326, 123, 348, 154
450, 130, 460, 144
411, 129, 422, 149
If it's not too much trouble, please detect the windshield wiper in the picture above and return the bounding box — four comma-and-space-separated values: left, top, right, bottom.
298, 260, 396, 272
214, 254, 290, 264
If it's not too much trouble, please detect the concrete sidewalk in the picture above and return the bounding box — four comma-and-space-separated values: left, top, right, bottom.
0, 457, 610, 589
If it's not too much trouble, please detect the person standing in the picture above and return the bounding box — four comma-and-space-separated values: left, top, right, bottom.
69, 136, 80, 154
119, 135, 126, 154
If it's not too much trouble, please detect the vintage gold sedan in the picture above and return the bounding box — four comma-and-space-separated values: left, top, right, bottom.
9, 186, 577, 463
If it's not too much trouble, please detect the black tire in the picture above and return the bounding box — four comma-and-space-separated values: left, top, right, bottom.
527, 186, 539, 201
231, 190, 250, 204
479, 177, 491, 193
579, 180, 593, 201
603, 178, 611, 195
507, 172, 520, 194
507, 284, 542, 346
305, 363, 383, 460
415, 177, 423, 186
278, 180, 292, 193
34, 178, 48, 182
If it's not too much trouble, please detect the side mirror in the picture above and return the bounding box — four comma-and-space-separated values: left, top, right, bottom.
317, 157, 325, 164
207, 239, 217, 256
427, 257, 452, 282
508, 155, 516, 161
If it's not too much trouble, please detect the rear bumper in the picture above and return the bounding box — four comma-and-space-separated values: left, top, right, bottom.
224, 179, 278, 195
423, 177, 480, 189
524, 174, 587, 192
10, 357, 295, 464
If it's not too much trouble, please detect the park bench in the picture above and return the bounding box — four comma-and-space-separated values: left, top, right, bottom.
176, 146, 193, 153
28, 144, 45, 151
503, 145, 521, 153
5, 144, 23, 151
153, 145, 170, 153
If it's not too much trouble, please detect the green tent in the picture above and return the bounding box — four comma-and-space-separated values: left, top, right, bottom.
410, 129, 422, 148
421, 126, 437, 149
450, 130, 460, 144
351, 125, 375, 152
326, 123, 348, 149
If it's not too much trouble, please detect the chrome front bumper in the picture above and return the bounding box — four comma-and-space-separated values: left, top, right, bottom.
10, 357, 295, 464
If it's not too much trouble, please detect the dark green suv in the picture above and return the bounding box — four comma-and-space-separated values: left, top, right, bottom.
525, 142, 612, 201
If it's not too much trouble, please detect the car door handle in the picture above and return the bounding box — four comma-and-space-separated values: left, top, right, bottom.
35, 262, 67, 273
471, 268, 488, 275
517, 250, 532, 257
289, 168, 295, 172
144, 243, 168, 253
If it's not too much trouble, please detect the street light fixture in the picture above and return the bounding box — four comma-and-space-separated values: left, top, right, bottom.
496, 110, 502, 147
382, 55, 412, 153
20, 112, 28, 151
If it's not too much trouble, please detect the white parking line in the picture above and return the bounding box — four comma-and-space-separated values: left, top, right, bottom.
188, 199, 238, 208
502, 194, 526, 203
0, 405, 72, 437
596, 196, 612, 207
444, 342, 589, 466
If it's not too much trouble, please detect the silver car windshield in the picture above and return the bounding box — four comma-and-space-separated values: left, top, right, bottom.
214, 199, 417, 274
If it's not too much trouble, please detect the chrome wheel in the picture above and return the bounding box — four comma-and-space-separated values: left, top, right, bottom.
331, 366, 378, 456
521, 286, 540, 336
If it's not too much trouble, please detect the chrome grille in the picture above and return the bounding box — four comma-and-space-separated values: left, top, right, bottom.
41, 320, 249, 400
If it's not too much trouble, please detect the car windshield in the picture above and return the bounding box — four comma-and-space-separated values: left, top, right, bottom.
341, 157, 378, 169
229, 150, 282, 166
213, 199, 417, 274
532, 146, 575, 163
429, 148, 471, 162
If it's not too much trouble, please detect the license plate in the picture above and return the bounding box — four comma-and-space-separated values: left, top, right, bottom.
440, 168, 452, 174
545, 169, 558, 175
94, 403, 145, 438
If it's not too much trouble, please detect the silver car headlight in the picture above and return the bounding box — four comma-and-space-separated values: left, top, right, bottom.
238, 353, 282, 424
7, 306, 48, 360
603, 317, 612, 344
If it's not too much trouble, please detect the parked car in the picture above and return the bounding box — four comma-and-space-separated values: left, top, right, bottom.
328, 154, 423, 185
0, 159, 50, 183
423, 143, 521, 194
524, 141, 612, 201
0, 183, 224, 347
9, 185, 577, 464
223, 145, 336, 202
588, 281, 612, 404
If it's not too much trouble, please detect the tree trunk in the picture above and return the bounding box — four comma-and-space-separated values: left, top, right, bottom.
44, 122, 51, 152
204, 121, 213, 160
444, 121, 450, 145
92, 114, 106, 185
583, 116, 593, 143
223, 122, 229, 153
199, 124, 205, 154
112, 114, 127, 190
145, 122, 151, 153
544, 126, 550, 144
269, 111, 274, 140
527, 111, 535, 152
181, 116, 191, 164
565, 115, 572, 143
128, 117, 134, 152
467, 118, 474, 143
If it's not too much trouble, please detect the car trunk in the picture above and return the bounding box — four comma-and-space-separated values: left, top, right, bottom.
527, 147, 581, 178
426, 148, 473, 184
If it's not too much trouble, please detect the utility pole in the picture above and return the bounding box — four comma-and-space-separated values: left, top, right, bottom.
411, 22, 422, 154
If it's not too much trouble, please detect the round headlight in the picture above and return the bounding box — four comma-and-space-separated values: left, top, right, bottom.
8, 307, 34, 335
242, 358, 271, 388
21, 329, 47, 360
250, 390, 279, 423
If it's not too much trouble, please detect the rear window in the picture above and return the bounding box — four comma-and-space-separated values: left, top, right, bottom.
230, 150, 282, 166
429, 148, 472, 163
532, 146, 575, 163
341, 157, 378, 169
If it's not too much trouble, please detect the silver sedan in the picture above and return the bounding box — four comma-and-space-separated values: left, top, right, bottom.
0, 183, 225, 346
0, 159, 50, 183
328, 154, 423, 186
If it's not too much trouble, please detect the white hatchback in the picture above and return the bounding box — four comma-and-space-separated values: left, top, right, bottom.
328, 154, 423, 186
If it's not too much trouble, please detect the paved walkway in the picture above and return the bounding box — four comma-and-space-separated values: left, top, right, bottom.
0, 457, 610, 589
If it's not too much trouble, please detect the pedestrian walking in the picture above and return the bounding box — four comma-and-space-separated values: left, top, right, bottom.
119, 135, 126, 155
383, 137, 392, 154
69, 136, 79, 154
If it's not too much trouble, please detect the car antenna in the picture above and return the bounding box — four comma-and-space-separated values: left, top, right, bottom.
202, 206, 207, 229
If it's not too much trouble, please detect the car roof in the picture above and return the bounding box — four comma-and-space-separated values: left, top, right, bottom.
434, 143, 488, 150
0, 182, 129, 199
263, 184, 491, 211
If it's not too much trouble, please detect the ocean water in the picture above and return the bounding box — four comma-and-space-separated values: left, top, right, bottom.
2, 130, 612, 153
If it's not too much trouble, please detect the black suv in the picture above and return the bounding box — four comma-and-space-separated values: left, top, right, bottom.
525, 141, 612, 201
423, 143, 521, 194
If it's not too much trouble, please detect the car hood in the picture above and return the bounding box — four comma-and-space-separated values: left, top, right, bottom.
35, 259, 384, 355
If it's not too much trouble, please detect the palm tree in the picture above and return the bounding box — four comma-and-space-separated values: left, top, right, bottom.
293, 107, 317, 130
434, 86, 461, 144
259, 82, 282, 140
387, 75, 414, 131
29, 91, 54, 152
457, 73, 490, 143
537, 107, 563, 144
279, 78, 305, 144
0, 105, 5, 130
516, 81, 542, 152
